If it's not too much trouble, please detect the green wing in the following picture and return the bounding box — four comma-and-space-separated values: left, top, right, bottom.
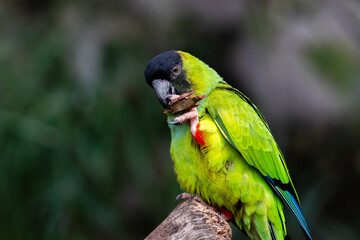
206, 82, 312, 240
206, 82, 295, 192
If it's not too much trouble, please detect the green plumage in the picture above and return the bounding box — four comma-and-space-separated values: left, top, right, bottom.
145, 51, 312, 240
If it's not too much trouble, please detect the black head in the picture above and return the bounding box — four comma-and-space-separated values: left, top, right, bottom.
144, 51, 182, 86
144, 51, 191, 108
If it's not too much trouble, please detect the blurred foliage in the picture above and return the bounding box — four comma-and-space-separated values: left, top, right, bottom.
0, 20, 176, 239
0, 1, 360, 240
306, 42, 360, 90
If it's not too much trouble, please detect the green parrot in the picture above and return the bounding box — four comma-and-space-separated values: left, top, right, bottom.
144, 51, 312, 240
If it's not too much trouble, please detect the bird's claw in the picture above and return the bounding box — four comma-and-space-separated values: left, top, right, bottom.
175, 192, 192, 204
168, 107, 198, 127
175, 192, 203, 204
168, 119, 181, 125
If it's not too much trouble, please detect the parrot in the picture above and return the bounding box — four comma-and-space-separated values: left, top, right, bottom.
144, 50, 312, 240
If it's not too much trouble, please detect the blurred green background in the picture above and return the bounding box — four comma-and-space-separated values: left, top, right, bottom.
1, 0, 360, 239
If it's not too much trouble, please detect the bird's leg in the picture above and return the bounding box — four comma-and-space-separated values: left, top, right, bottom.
175, 192, 202, 204
168, 107, 205, 145
168, 107, 199, 135
175, 192, 233, 222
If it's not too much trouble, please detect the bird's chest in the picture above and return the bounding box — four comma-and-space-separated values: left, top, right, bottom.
169, 123, 202, 193
169, 115, 233, 203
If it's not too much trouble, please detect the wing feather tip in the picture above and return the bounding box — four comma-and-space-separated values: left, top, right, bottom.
265, 176, 312, 240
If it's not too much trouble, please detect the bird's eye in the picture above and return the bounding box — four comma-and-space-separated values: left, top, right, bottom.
171, 65, 181, 76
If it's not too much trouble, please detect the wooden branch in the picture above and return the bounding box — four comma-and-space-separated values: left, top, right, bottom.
145, 199, 232, 240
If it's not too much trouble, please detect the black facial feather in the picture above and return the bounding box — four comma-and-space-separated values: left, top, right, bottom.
144, 51, 191, 94
144, 51, 182, 86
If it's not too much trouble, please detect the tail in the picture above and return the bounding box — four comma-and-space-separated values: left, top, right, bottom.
266, 176, 312, 240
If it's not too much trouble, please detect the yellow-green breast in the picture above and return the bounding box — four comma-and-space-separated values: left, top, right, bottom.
169, 112, 286, 240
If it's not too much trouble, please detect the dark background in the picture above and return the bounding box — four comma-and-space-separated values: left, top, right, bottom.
1, 0, 359, 239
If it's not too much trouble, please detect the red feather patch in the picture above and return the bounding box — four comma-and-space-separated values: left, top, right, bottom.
218, 207, 233, 221
193, 123, 205, 146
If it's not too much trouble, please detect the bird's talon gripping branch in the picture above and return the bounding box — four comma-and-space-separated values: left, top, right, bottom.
175, 193, 233, 221
175, 192, 197, 204
175, 192, 207, 205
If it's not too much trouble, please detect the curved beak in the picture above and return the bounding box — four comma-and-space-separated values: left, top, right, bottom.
152, 79, 175, 108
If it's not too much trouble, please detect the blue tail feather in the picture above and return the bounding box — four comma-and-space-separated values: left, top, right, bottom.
266, 176, 312, 240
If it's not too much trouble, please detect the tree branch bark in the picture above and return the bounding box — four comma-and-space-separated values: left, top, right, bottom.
145, 199, 232, 240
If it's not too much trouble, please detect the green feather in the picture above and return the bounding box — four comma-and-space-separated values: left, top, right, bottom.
206, 84, 293, 186
206, 82, 312, 239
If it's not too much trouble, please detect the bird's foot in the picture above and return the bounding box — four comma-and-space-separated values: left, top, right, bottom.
175, 192, 233, 222
168, 92, 193, 104
168, 107, 198, 126
175, 192, 203, 204
168, 108, 203, 146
